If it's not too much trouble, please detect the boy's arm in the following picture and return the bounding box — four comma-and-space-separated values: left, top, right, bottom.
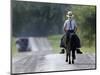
63, 20, 67, 32
74, 20, 77, 32
64, 25, 67, 32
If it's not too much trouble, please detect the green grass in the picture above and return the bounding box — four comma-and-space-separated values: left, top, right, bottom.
11, 35, 95, 56
48, 35, 62, 53
81, 46, 95, 53
11, 37, 18, 56
48, 34, 96, 53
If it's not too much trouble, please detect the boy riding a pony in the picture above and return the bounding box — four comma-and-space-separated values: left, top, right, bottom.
60, 11, 82, 54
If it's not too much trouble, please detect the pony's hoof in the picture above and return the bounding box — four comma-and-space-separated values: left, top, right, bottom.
69, 61, 71, 64
72, 61, 74, 64
66, 59, 68, 62
73, 56, 76, 59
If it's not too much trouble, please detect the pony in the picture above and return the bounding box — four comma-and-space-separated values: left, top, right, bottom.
60, 32, 77, 64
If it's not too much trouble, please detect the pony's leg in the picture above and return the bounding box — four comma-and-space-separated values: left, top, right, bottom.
69, 50, 71, 64
72, 49, 76, 59
65, 49, 68, 62
72, 49, 75, 64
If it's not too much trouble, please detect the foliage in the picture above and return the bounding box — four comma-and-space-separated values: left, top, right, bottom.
12, 1, 96, 47
71, 5, 96, 46
12, 1, 70, 36
48, 35, 95, 53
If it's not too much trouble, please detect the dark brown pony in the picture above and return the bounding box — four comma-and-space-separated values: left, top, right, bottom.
65, 33, 77, 64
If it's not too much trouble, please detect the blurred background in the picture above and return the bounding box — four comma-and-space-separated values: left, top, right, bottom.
11, 0, 96, 56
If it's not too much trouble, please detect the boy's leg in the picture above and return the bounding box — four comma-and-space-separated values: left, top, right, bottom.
60, 35, 65, 48
60, 48, 65, 54
75, 34, 83, 54
60, 35, 65, 54
76, 48, 83, 54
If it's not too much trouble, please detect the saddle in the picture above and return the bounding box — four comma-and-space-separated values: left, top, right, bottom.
61, 32, 75, 48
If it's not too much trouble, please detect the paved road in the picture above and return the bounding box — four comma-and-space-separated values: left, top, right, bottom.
12, 37, 96, 74
35, 53, 95, 72
12, 37, 53, 73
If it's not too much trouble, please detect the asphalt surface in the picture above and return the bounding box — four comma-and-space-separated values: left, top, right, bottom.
35, 53, 95, 72
12, 37, 96, 74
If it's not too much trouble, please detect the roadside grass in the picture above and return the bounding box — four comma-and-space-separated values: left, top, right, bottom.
11, 35, 96, 56
81, 46, 95, 53
48, 35, 62, 53
48, 34, 96, 54
11, 37, 17, 56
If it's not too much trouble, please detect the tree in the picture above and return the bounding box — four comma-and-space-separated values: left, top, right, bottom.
12, 1, 70, 36
71, 5, 96, 46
